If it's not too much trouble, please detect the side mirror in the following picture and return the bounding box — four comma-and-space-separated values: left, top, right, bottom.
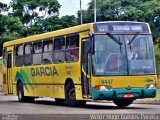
86, 32, 94, 53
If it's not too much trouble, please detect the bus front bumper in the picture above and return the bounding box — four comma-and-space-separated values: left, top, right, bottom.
92, 87, 157, 100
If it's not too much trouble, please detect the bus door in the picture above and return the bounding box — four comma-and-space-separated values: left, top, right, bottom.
6, 51, 13, 94
81, 39, 92, 98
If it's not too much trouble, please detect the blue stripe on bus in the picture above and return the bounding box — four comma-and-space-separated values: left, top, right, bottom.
92, 87, 157, 100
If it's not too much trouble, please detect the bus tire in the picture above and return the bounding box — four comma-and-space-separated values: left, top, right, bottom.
17, 82, 26, 102
113, 99, 133, 107
65, 82, 86, 107
17, 82, 34, 103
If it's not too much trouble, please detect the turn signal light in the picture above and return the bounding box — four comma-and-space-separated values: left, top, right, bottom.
144, 84, 156, 89
95, 85, 100, 90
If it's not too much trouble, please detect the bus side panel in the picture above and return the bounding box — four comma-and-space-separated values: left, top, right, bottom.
33, 85, 53, 97
53, 62, 82, 99
53, 64, 67, 98
53, 85, 65, 98
3, 65, 8, 95
3, 46, 14, 94
12, 66, 34, 97
75, 85, 83, 100
29, 65, 54, 98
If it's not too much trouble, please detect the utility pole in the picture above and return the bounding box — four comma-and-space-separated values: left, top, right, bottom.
80, 0, 83, 24
94, 0, 96, 23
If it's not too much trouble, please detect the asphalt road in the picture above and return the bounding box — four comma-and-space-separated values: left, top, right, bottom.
0, 94, 160, 120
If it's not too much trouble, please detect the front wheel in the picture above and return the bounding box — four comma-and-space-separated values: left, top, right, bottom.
65, 82, 86, 107
113, 99, 134, 107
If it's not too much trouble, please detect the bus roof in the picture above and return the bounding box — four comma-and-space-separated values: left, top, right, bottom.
3, 21, 150, 47
3, 23, 93, 47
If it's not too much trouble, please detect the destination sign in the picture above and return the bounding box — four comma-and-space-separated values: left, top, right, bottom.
94, 22, 149, 33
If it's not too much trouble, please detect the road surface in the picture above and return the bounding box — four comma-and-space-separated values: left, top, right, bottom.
0, 94, 160, 120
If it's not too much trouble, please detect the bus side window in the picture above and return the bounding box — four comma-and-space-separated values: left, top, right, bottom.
15, 44, 24, 67
24, 43, 32, 66
66, 34, 79, 62
53, 37, 65, 63
33, 42, 42, 65
43, 40, 53, 64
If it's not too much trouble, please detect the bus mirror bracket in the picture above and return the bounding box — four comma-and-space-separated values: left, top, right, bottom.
87, 32, 94, 54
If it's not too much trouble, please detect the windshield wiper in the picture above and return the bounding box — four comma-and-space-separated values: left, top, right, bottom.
106, 33, 122, 45
127, 33, 139, 45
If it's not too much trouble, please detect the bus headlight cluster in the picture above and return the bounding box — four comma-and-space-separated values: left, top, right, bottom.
95, 85, 112, 90
144, 84, 156, 89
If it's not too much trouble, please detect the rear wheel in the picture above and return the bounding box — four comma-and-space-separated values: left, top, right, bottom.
65, 82, 86, 107
17, 82, 34, 102
113, 99, 134, 107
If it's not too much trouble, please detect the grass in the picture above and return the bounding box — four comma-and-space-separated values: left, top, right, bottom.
0, 57, 2, 67
155, 89, 160, 100
0, 58, 2, 92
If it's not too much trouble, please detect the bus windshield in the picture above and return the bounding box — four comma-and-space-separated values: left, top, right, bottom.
92, 34, 156, 76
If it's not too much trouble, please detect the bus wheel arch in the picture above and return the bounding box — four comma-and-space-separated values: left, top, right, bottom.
64, 78, 86, 107
65, 78, 74, 88
16, 80, 25, 102
16, 80, 34, 102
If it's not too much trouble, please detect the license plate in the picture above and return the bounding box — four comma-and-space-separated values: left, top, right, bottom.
123, 94, 134, 98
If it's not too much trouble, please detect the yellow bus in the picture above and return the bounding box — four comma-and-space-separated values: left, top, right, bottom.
2, 21, 157, 107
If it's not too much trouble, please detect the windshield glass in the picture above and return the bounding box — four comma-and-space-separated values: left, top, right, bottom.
92, 34, 156, 76
92, 35, 128, 75
125, 35, 156, 75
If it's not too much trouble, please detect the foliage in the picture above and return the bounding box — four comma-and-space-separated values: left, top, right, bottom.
0, 2, 8, 13
78, 0, 160, 39
10, 0, 61, 25
0, 57, 2, 66
0, 14, 25, 56
155, 45, 160, 74
27, 15, 78, 35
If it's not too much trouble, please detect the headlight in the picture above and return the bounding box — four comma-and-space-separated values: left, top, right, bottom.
106, 85, 112, 90
95, 85, 113, 90
100, 86, 106, 90
144, 84, 156, 89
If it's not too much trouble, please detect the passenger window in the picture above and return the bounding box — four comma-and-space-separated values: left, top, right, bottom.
25, 44, 32, 55
24, 43, 32, 66
15, 44, 24, 67
66, 34, 79, 62
33, 42, 42, 65
43, 40, 53, 64
53, 37, 65, 63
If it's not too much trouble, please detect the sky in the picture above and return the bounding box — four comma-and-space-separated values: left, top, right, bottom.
58, 0, 91, 16
0, 0, 91, 17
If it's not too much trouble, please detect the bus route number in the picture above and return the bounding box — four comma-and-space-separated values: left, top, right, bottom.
101, 79, 113, 85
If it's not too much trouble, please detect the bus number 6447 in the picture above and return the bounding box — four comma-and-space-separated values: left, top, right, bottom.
101, 79, 113, 85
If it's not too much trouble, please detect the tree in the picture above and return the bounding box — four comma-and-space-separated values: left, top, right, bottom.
78, 0, 160, 39
10, 0, 61, 25
0, 14, 25, 56
0, 2, 8, 13
27, 15, 78, 35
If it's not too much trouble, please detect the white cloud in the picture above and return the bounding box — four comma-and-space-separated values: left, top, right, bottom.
0, 0, 10, 4
58, 0, 91, 17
